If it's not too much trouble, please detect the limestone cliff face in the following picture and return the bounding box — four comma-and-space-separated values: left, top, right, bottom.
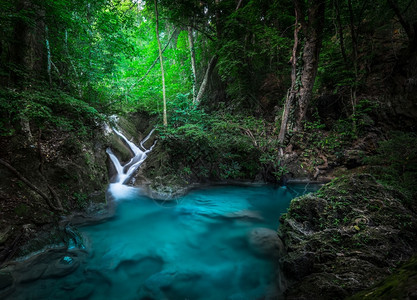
278, 174, 417, 299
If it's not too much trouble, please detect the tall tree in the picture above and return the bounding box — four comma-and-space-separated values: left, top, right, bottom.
154, 0, 167, 126
278, 6, 301, 144
295, 0, 326, 130
195, 55, 218, 105
279, 0, 326, 142
188, 26, 197, 104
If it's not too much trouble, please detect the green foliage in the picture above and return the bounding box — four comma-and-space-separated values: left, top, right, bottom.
73, 192, 88, 209
296, 99, 377, 157
156, 105, 264, 181
364, 132, 417, 203
216, 0, 293, 109
0, 86, 104, 137
348, 255, 417, 300
15, 204, 30, 217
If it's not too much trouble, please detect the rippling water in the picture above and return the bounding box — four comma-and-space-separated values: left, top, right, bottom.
6, 184, 318, 300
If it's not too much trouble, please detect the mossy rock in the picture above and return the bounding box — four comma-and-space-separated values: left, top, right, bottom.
279, 174, 417, 299
348, 254, 417, 300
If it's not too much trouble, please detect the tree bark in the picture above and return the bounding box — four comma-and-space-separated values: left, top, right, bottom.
278, 10, 301, 144
195, 55, 218, 106
334, 0, 347, 63
45, 25, 52, 86
236, 0, 243, 10
347, 0, 359, 131
188, 26, 197, 104
154, 0, 167, 126
295, 0, 326, 130
65, 29, 83, 97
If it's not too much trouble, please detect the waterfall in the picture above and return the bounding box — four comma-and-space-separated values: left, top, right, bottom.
106, 128, 156, 186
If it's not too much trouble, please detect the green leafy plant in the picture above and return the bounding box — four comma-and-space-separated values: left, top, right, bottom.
364, 132, 417, 204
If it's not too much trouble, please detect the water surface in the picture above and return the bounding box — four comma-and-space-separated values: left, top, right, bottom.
7, 184, 317, 299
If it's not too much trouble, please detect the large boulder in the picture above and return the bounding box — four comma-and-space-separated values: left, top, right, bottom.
248, 227, 285, 258
278, 174, 417, 299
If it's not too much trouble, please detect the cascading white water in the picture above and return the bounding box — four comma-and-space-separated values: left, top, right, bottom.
106, 128, 156, 197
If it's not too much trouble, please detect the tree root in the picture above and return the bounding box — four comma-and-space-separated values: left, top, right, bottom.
314, 153, 328, 180
0, 158, 63, 212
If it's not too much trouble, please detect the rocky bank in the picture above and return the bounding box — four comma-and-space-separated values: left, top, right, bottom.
278, 174, 417, 299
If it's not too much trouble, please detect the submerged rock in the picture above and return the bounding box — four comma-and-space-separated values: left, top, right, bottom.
248, 227, 284, 258
278, 174, 417, 299
42, 255, 79, 279
226, 210, 264, 222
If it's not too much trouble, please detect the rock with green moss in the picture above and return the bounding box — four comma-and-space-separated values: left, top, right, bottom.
278, 174, 417, 299
348, 254, 417, 299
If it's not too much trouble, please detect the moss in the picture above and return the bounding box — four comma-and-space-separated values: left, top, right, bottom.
348, 255, 417, 300
14, 204, 30, 217
279, 174, 417, 299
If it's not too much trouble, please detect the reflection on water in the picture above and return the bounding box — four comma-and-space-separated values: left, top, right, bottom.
6, 184, 318, 300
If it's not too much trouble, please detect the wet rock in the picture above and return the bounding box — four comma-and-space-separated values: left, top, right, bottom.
281, 252, 315, 281
0, 226, 12, 245
349, 254, 417, 299
142, 183, 191, 201
0, 271, 13, 290
278, 174, 417, 299
248, 228, 284, 258
226, 210, 264, 222
16, 263, 47, 283
342, 149, 365, 169
42, 255, 79, 278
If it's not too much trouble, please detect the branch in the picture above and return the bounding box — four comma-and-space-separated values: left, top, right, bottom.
161, 17, 216, 42
129, 28, 179, 91
236, 0, 243, 11
0, 158, 63, 211
387, 0, 413, 40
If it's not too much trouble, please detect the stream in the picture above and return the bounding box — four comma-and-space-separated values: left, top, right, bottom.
3, 129, 319, 299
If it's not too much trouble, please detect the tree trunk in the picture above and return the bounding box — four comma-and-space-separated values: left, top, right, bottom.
45, 25, 52, 86
129, 28, 178, 92
10, 0, 46, 84
334, 0, 347, 63
188, 27, 197, 104
65, 30, 83, 98
154, 0, 167, 126
347, 0, 359, 132
195, 55, 218, 106
295, 0, 325, 130
278, 10, 301, 144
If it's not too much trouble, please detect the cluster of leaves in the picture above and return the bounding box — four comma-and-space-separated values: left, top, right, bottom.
296, 99, 377, 155
215, 0, 293, 110
156, 104, 260, 181
0, 86, 104, 138
151, 92, 290, 182
364, 132, 417, 204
